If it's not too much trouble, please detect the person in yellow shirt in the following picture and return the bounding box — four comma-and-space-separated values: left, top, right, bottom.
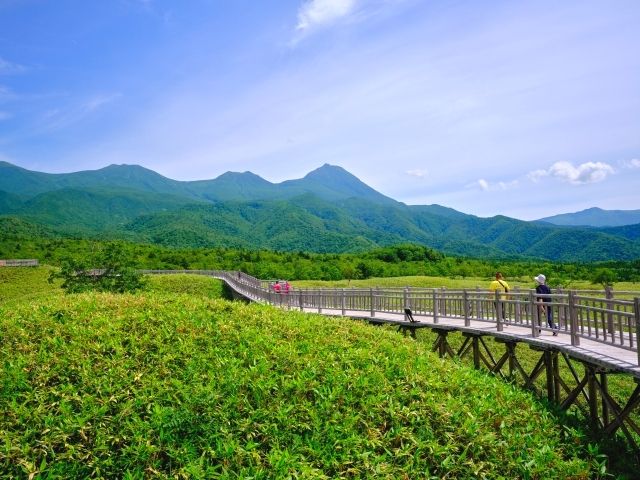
489, 272, 510, 320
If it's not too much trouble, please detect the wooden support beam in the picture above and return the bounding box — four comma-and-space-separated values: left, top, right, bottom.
431, 328, 456, 359
601, 380, 640, 447
492, 340, 519, 379
398, 325, 417, 339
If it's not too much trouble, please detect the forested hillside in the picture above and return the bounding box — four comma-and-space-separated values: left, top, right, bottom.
2, 161, 639, 262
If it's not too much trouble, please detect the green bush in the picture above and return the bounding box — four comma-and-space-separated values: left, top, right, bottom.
49, 243, 145, 294
0, 293, 601, 478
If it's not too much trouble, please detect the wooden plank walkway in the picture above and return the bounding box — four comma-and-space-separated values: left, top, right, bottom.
142, 269, 640, 376
207, 270, 640, 379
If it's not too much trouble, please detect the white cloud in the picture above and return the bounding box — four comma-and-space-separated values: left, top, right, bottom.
470, 178, 518, 192
296, 0, 358, 32
527, 169, 548, 183
497, 180, 519, 190
406, 168, 428, 178
621, 158, 640, 169
477, 179, 489, 191
530, 161, 615, 185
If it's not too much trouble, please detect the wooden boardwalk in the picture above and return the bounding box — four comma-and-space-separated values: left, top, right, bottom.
144, 269, 640, 452
145, 268, 640, 375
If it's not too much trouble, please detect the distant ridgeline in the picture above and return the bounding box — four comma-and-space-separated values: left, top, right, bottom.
1, 160, 640, 262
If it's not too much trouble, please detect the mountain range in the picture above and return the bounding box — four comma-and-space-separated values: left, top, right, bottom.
1, 160, 639, 262
537, 207, 640, 227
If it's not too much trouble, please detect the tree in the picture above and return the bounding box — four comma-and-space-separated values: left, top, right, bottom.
49, 243, 145, 294
592, 268, 616, 289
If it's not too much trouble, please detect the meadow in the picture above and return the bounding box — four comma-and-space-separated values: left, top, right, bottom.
0, 268, 615, 478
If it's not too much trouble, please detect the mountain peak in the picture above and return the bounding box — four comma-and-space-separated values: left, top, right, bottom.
278, 164, 397, 206
304, 163, 353, 180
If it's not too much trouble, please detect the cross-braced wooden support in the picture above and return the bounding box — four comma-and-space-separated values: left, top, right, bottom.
491, 339, 530, 381
397, 324, 417, 339
431, 327, 456, 358
456, 332, 498, 370
601, 379, 640, 451
551, 359, 640, 453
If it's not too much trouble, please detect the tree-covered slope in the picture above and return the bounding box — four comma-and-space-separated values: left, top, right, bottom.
2, 161, 639, 261
5, 187, 206, 234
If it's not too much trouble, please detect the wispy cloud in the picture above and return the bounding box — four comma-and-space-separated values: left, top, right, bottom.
475, 179, 489, 191
470, 178, 519, 192
528, 161, 615, 185
406, 168, 428, 178
296, 0, 358, 32
0, 85, 15, 102
620, 158, 640, 169
39, 93, 122, 131
0, 57, 26, 75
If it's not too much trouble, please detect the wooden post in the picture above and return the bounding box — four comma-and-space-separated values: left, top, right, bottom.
587, 364, 599, 427
553, 352, 561, 403
299, 290, 304, 311
496, 289, 503, 332
463, 290, 470, 326
530, 290, 538, 337
473, 336, 480, 369
569, 291, 580, 346
556, 287, 564, 329
341, 288, 346, 316
370, 288, 375, 318
475, 286, 481, 320
544, 350, 554, 402
318, 289, 322, 314
403, 288, 409, 321
433, 289, 439, 324
605, 286, 614, 339
601, 372, 609, 426
635, 298, 640, 366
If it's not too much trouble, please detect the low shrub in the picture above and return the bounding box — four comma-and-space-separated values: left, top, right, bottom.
0, 293, 602, 478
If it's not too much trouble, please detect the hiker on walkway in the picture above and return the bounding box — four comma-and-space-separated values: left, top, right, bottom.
489, 272, 510, 320
534, 274, 558, 335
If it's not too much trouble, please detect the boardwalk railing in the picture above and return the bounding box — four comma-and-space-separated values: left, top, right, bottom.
0, 259, 39, 267
141, 270, 640, 367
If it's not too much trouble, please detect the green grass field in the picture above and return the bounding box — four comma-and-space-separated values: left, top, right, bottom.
0, 267, 629, 477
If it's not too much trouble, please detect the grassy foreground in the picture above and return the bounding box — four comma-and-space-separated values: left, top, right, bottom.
0, 288, 605, 478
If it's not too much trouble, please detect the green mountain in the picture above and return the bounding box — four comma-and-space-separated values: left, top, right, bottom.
0, 186, 205, 235
0, 162, 394, 205
537, 207, 640, 227
1, 161, 639, 261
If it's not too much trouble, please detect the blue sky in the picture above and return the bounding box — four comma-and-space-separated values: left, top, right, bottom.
1, 0, 638, 220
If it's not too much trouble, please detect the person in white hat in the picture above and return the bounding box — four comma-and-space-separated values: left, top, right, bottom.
534, 274, 558, 335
